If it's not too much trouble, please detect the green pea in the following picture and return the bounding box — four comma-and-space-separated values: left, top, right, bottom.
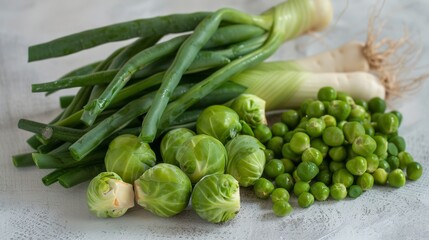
264, 159, 285, 179
300, 99, 314, 116
373, 135, 388, 159
328, 100, 351, 121
343, 122, 366, 143
292, 170, 301, 182
253, 178, 275, 199
296, 118, 309, 131
389, 110, 403, 126
254, 124, 272, 143
365, 154, 379, 173
296, 161, 319, 182
264, 149, 275, 161
240, 120, 254, 136
378, 160, 391, 173
386, 156, 400, 170
356, 172, 374, 190
363, 121, 375, 137
301, 148, 323, 166
377, 113, 399, 135
298, 192, 315, 208
275, 173, 294, 191
329, 146, 347, 162
330, 183, 347, 200
317, 86, 337, 101
336, 91, 355, 105
389, 135, 406, 152
306, 100, 325, 118
281, 158, 295, 174
316, 169, 332, 185
348, 104, 367, 121
293, 181, 310, 197
346, 144, 359, 160
368, 97, 386, 113
318, 159, 329, 171
332, 168, 354, 188
337, 120, 347, 130
388, 169, 406, 188
373, 168, 388, 185
271, 188, 290, 203
283, 131, 294, 143
281, 110, 300, 130
346, 156, 368, 176
354, 99, 368, 111
266, 136, 284, 157
271, 122, 288, 137
310, 182, 330, 201
321, 115, 337, 128
322, 126, 345, 147
329, 161, 345, 173
310, 138, 329, 158
387, 142, 398, 156
348, 185, 363, 198
398, 151, 414, 169
272, 200, 293, 217
306, 118, 326, 137
281, 143, 301, 163
371, 112, 382, 123
352, 135, 376, 157
406, 162, 423, 181
290, 132, 311, 154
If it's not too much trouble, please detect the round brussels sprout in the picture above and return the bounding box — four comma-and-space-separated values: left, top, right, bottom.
176, 135, 227, 184
134, 163, 192, 217
191, 174, 240, 223
225, 135, 266, 187
160, 128, 195, 166
87, 172, 134, 218
230, 94, 267, 127
196, 105, 242, 144
105, 134, 156, 184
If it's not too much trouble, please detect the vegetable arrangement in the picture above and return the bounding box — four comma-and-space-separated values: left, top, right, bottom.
13, 0, 425, 223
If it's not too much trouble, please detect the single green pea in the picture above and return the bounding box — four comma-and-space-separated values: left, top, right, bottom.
336, 91, 355, 105
362, 121, 375, 137
368, 97, 386, 113
275, 173, 294, 191
389, 135, 406, 152
254, 124, 272, 144
300, 99, 314, 116
329, 161, 345, 173
281, 158, 295, 174
271, 188, 290, 203
289, 132, 311, 154
377, 113, 399, 135
337, 120, 347, 130
317, 86, 337, 101
264, 149, 275, 161
310, 138, 329, 158
264, 159, 285, 179
365, 154, 379, 173
349, 105, 367, 121
316, 169, 332, 186
348, 185, 363, 198
283, 131, 294, 143
332, 168, 354, 188
281, 110, 300, 130
373, 135, 388, 159
321, 115, 337, 128
292, 170, 301, 182
240, 120, 254, 136
343, 122, 366, 143
272, 200, 293, 217
346, 144, 359, 160
388, 169, 406, 188
378, 160, 391, 173
301, 148, 323, 166
296, 161, 319, 182
298, 192, 315, 208
293, 181, 310, 197
310, 182, 330, 201
389, 110, 403, 126
322, 126, 345, 147
266, 136, 284, 157
328, 100, 351, 121
386, 156, 400, 170
387, 142, 399, 156
253, 178, 275, 199
354, 99, 368, 111
281, 143, 301, 163
271, 122, 288, 137
356, 172, 374, 190
329, 146, 347, 162
306, 100, 325, 118
352, 135, 376, 157
406, 162, 423, 181
373, 168, 388, 185
330, 183, 347, 200
398, 151, 414, 169
346, 156, 368, 176
296, 118, 309, 130
306, 118, 326, 137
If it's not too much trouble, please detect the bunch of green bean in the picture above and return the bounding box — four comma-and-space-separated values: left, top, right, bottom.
14, 0, 332, 188
250, 86, 422, 216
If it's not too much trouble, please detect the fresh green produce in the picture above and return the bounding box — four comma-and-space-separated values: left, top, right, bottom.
330, 183, 347, 200
388, 169, 406, 188
298, 192, 315, 208
134, 163, 192, 217
191, 174, 240, 223
230, 94, 267, 127
271, 188, 290, 202
272, 200, 293, 217
406, 162, 423, 181
264, 159, 285, 179
275, 173, 294, 191
356, 172, 374, 191
160, 128, 195, 166
253, 178, 275, 199
87, 172, 134, 218
310, 182, 330, 201
373, 168, 388, 185
348, 185, 363, 198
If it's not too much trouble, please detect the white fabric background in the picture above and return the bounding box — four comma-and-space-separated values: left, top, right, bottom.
1, 1, 428, 239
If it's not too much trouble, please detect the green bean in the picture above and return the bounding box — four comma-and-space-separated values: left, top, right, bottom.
12, 153, 35, 167
18, 119, 85, 142
57, 164, 105, 188
42, 168, 70, 186
28, 12, 211, 61
59, 95, 75, 109
32, 150, 105, 169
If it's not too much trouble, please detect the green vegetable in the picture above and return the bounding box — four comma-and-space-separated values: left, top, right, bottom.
317, 86, 337, 101
398, 151, 414, 169
352, 135, 376, 157
373, 168, 388, 185
327, 100, 351, 121
306, 118, 326, 137
346, 156, 368, 176
293, 181, 310, 197
389, 135, 406, 152
271, 122, 288, 137
281, 159, 296, 174
275, 173, 294, 191
191, 174, 240, 223
365, 154, 379, 173
281, 110, 300, 129
348, 185, 363, 198
290, 132, 311, 154
271, 188, 290, 203
330, 183, 347, 200
322, 126, 344, 147
298, 192, 314, 208
310, 182, 330, 201
388, 169, 406, 188
368, 97, 386, 113
301, 147, 323, 166
160, 128, 195, 166
87, 172, 134, 218
296, 161, 319, 182
264, 159, 285, 179
406, 162, 423, 181
306, 100, 325, 118
356, 172, 374, 190
328, 146, 347, 162
332, 168, 354, 188
253, 178, 275, 199
134, 163, 192, 217
272, 200, 293, 217
377, 113, 399, 135
321, 115, 337, 128
230, 94, 267, 127
254, 124, 273, 144
343, 122, 365, 143
266, 136, 284, 157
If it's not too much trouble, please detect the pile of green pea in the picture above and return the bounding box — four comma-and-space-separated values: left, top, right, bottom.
251, 86, 423, 217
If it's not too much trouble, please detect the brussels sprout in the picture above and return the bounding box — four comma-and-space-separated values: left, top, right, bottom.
87, 172, 134, 218
230, 94, 267, 127
160, 128, 195, 166
176, 135, 227, 184
191, 174, 240, 223
105, 134, 156, 183
196, 105, 242, 144
225, 135, 266, 187
134, 163, 192, 217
